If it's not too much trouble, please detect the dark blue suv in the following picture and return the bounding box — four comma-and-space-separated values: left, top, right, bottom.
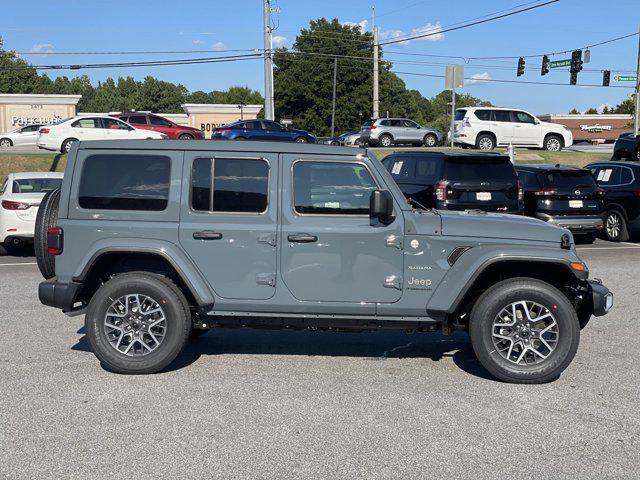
212, 120, 316, 143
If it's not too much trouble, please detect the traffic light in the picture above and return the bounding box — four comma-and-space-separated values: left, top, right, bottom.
570, 49, 583, 85
517, 57, 525, 77
602, 70, 610, 86
541, 55, 550, 76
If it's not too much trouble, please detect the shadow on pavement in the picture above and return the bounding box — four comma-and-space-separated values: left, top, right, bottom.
71, 327, 496, 381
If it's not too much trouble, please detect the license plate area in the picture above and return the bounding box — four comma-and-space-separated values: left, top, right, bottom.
569, 200, 584, 208
476, 192, 492, 201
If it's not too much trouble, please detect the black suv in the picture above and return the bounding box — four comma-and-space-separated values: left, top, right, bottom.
612, 132, 640, 161
515, 165, 604, 243
587, 161, 640, 241
382, 152, 522, 213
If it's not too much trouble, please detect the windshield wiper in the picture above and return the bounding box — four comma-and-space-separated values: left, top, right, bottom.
406, 196, 430, 211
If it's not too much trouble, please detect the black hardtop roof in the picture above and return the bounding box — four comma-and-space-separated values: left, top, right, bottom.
75, 139, 366, 156
385, 151, 509, 160
516, 164, 591, 172
586, 160, 640, 168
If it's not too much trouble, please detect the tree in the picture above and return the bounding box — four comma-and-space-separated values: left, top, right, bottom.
568, 108, 580, 114
585, 107, 598, 114
0, 36, 45, 94
612, 94, 636, 114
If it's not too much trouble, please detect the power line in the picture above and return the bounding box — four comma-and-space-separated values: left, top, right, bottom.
378, 0, 559, 46
13, 48, 262, 56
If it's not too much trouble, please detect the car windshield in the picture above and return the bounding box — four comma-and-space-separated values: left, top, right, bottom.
539, 170, 597, 188
444, 157, 516, 182
12, 178, 62, 194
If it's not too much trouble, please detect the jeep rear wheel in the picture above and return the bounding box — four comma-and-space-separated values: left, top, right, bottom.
34, 188, 61, 279
469, 278, 579, 384
85, 272, 191, 374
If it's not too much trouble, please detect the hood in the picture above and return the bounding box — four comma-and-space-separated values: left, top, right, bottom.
290, 128, 313, 137
413, 210, 569, 245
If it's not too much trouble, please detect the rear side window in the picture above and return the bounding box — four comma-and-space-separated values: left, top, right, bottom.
444, 157, 516, 182
415, 157, 440, 184
539, 170, 597, 188
79, 154, 171, 211
620, 167, 634, 185
12, 178, 62, 194
454, 110, 467, 121
72, 118, 100, 128
493, 111, 511, 122
191, 158, 269, 213
474, 110, 491, 121
593, 167, 621, 186
293, 161, 377, 215
386, 157, 416, 179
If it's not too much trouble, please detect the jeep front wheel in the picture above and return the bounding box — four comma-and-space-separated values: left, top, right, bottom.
85, 272, 191, 374
469, 278, 579, 384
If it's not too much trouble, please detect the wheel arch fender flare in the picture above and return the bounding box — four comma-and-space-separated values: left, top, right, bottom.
71, 239, 215, 308
426, 246, 586, 315
604, 203, 629, 222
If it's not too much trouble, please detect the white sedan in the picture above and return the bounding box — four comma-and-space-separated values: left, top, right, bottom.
37, 115, 167, 153
0, 124, 45, 147
0, 172, 63, 253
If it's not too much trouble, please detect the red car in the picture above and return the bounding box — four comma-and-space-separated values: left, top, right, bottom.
112, 113, 205, 140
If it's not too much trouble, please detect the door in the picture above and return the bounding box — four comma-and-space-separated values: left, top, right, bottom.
403, 119, 422, 143
490, 110, 514, 144
70, 117, 104, 141
100, 117, 138, 140
241, 120, 266, 140
262, 120, 290, 141
511, 111, 541, 145
280, 156, 404, 304
149, 115, 176, 138
179, 153, 278, 300
15, 125, 41, 145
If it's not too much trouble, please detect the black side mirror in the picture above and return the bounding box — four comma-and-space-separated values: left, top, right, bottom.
370, 189, 395, 225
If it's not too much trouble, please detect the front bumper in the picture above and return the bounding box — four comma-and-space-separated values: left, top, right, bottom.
588, 279, 613, 316
536, 213, 603, 233
39, 278, 83, 313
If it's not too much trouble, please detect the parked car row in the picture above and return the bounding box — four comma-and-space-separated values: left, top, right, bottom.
381, 151, 639, 243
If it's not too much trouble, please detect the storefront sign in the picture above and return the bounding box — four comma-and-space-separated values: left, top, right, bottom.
579, 124, 612, 132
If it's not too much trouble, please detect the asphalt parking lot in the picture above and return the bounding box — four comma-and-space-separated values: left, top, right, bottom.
1, 239, 639, 479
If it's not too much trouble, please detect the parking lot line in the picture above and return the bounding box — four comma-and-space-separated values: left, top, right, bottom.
578, 245, 640, 251
0, 262, 37, 266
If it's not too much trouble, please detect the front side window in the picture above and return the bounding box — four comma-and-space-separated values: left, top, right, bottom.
191, 158, 269, 213
101, 118, 130, 130
149, 116, 172, 127
513, 111, 535, 124
79, 154, 170, 211
72, 118, 100, 129
403, 120, 419, 128
263, 121, 283, 131
293, 161, 377, 215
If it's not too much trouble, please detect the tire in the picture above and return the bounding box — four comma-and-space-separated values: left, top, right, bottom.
0, 243, 8, 256
295, 136, 308, 143
0, 138, 13, 147
423, 134, 438, 147
234, 136, 246, 141
475, 134, 495, 150
34, 188, 61, 279
178, 133, 194, 140
603, 209, 629, 242
379, 134, 393, 148
85, 272, 191, 374
544, 135, 563, 152
469, 278, 580, 384
61, 138, 77, 154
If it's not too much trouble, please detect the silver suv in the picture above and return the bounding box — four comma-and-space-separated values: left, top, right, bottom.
360, 118, 443, 148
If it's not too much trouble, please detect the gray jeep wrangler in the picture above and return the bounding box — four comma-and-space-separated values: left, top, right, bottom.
37, 140, 612, 383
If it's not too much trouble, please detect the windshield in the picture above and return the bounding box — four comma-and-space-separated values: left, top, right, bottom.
12, 178, 62, 194
444, 157, 516, 182
539, 170, 597, 188
454, 110, 467, 121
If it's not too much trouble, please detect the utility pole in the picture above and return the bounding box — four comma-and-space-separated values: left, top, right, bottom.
331, 56, 338, 137
450, 87, 456, 148
263, 0, 274, 120
373, 26, 379, 119
635, 25, 640, 137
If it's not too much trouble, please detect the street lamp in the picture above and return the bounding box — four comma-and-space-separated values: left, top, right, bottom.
238, 102, 246, 120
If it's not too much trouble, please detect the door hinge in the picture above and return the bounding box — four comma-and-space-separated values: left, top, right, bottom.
383, 275, 402, 290
258, 233, 277, 247
385, 234, 403, 249
256, 273, 276, 287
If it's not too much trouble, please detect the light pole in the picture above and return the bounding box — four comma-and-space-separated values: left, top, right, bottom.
238, 103, 246, 120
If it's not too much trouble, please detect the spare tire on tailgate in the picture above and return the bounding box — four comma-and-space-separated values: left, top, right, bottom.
34, 188, 61, 279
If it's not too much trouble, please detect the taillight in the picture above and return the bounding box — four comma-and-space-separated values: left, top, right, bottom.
47, 227, 63, 255
1, 200, 30, 210
369, 125, 376, 130
596, 188, 606, 198
634, 191, 640, 197
435, 180, 448, 201
534, 188, 558, 196
39, 128, 50, 134
517, 181, 524, 201
215, 129, 231, 134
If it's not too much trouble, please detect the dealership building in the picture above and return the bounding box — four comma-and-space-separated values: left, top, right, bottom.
0, 93, 262, 134
538, 113, 633, 143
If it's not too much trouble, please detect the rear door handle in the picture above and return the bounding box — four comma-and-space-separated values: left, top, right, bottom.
287, 233, 318, 243
193, 231, 223, 240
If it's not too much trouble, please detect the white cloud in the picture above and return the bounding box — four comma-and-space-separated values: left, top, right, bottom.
211, 41, 226, 51
192, 39, 204, 45
272, 35, 288, 48
30, 43, 54, 55
342, 19, 369, 32
467, 72, 492, 85
381, 21, 444, 46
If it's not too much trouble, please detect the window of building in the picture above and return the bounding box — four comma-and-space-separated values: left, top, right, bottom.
191, 158, 269, 213
293, 161, 377, 215
79, 154, 171, 210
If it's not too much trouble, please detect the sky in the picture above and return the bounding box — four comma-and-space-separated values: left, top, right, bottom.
2, 0, 639, 116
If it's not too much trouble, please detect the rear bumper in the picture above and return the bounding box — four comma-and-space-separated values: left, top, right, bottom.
536, 213, 603, 232
39, 278, 83, 312
588, 279, 613, 316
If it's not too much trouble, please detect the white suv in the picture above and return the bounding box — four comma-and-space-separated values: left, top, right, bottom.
453, 107, 573, 151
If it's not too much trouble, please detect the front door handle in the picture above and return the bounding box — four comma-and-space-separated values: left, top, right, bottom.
193, 231, 223, 240
287, 233, 318, 243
